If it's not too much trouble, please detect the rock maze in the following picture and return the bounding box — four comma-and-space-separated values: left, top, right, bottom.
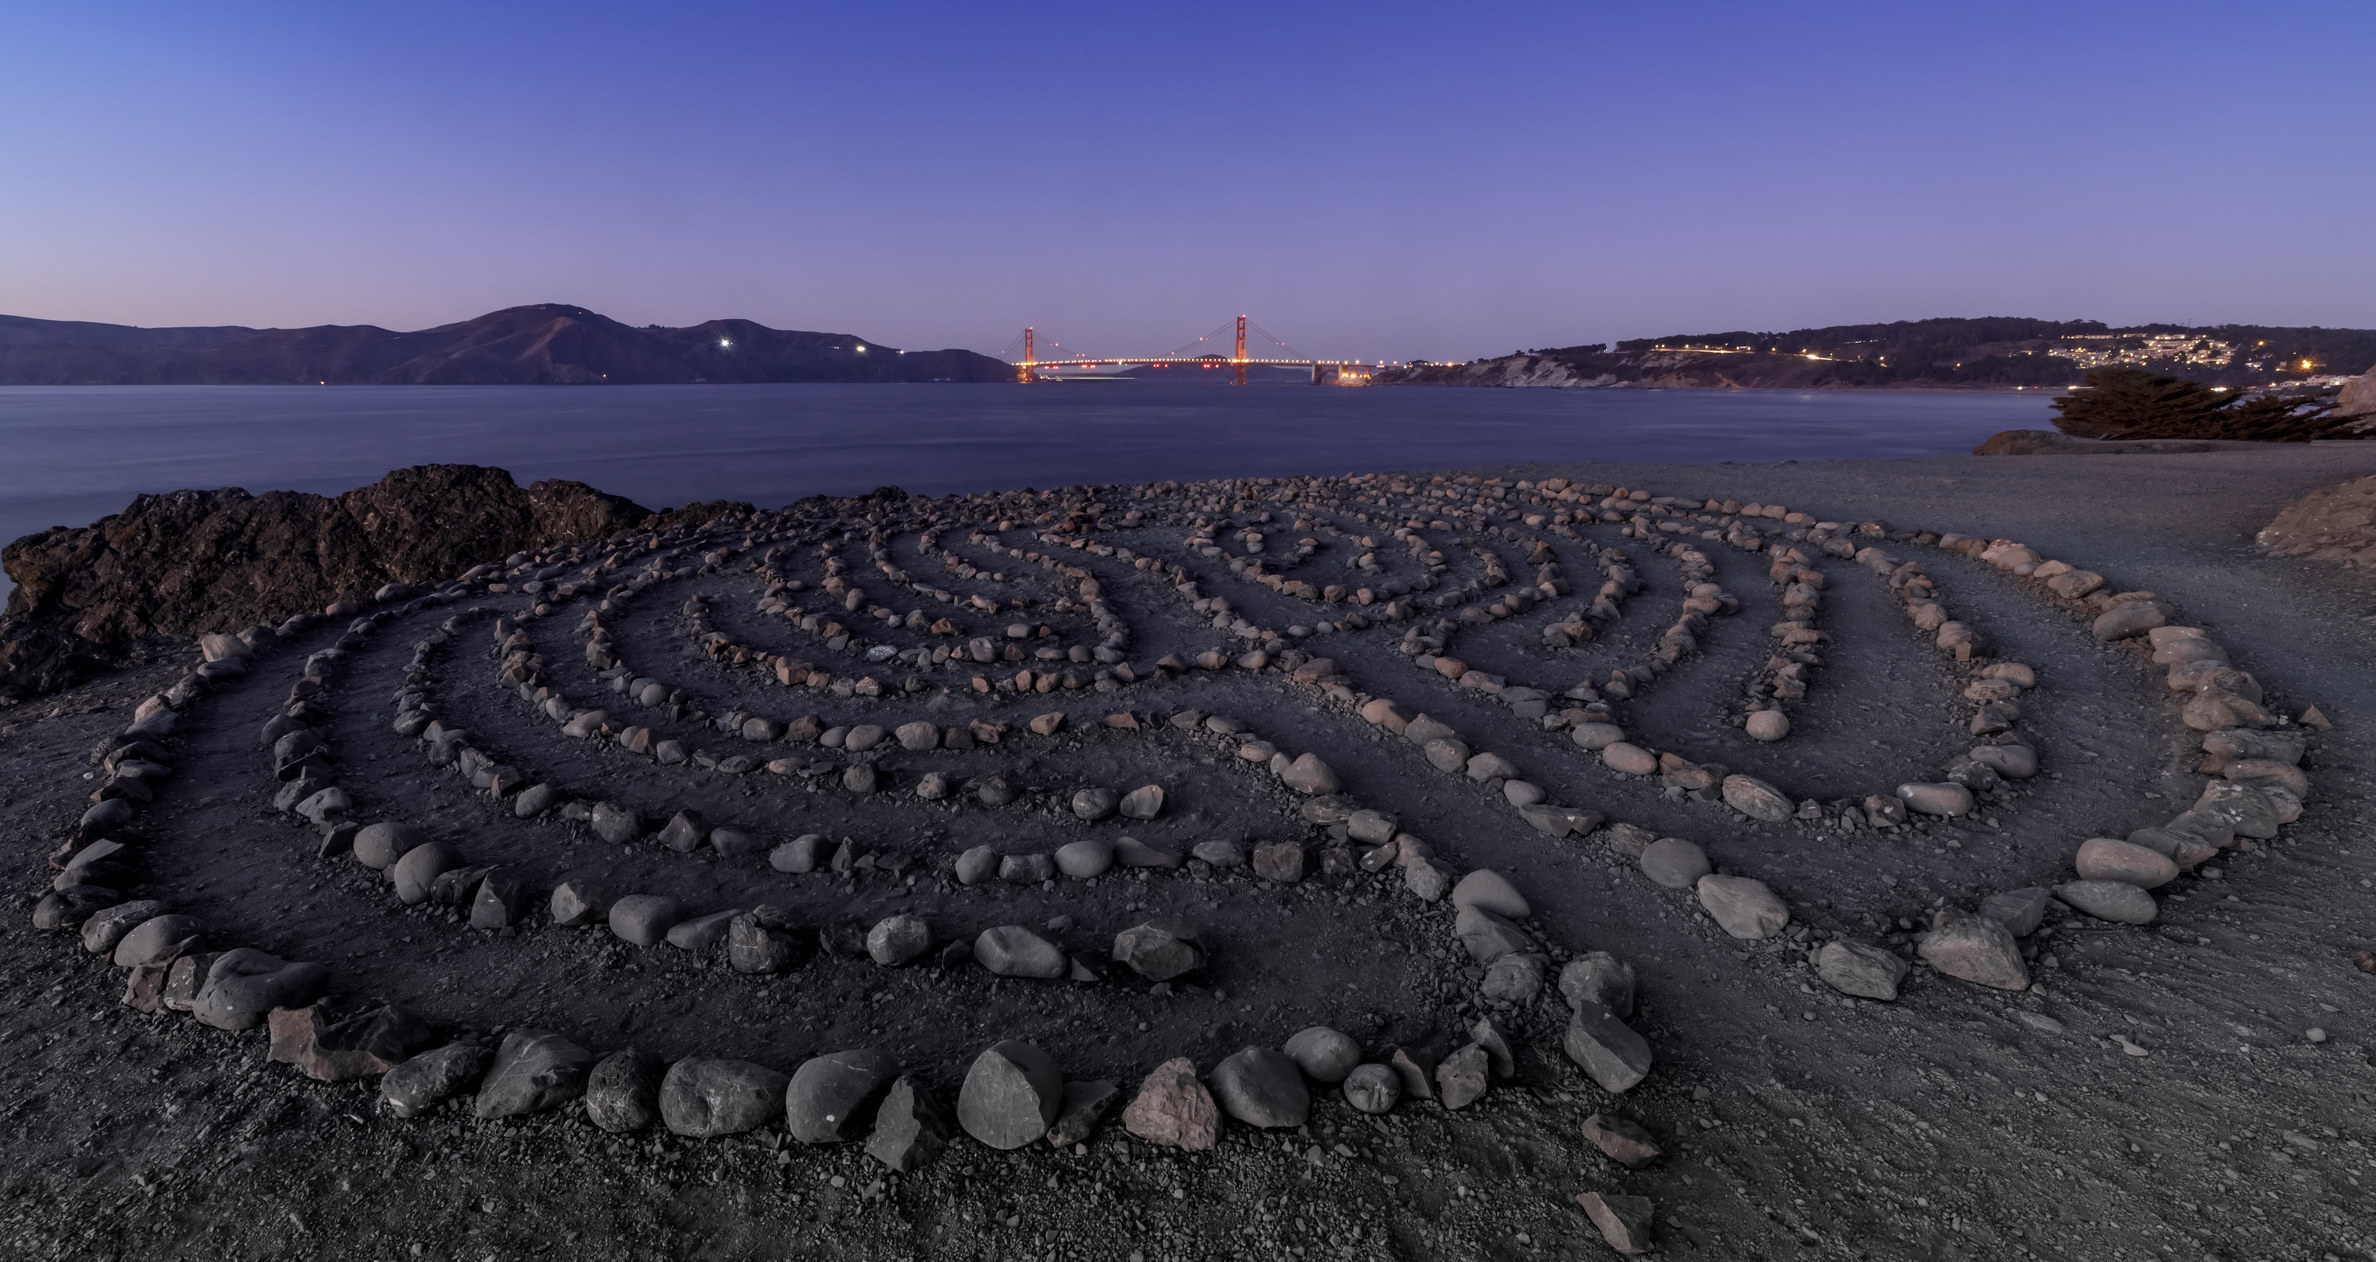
34, 470, 2319, 1220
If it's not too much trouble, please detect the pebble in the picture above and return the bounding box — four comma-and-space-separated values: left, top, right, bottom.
975, 926, 1067, 978
1638, 837, 1711, 889
1341, 1063, 1401, 1115
549, 880, 605, 927
1815, 940, 1909, 1000
1720, 774, 1793, 823
2075, 837, 2179, 889
660, 1058, 791, 1137
1600, 742, 1659, 776
866, 914, 932, 966
382, 1041, 492, 1119
1897, 782, 1976, 817
1559, 953, 1636, 1019
1282, 1027, 1362, 1084
2056, 879, 2158, 925
1744, 709, 1790, 741
954, 843, 999, 885
1071, 787, 1119, 821
1577, 1191, 1656, 1256
1118, 785, 1165, 819
1434, 1044, 1490, 1110
1581, 1113, 1662, 1168
1695, 874, 1790, 939
475, 1030, 597, 1118
352, 821, 425, 869
1112, 921, 1203, 980
608, 894, 685, 947
866, 1075, 951, 1172
1563, 1003, 1654, 1093
1209, 1046, 1311, 1128
584, 1049, 666, 1133
957, 1040, 1065, 1149
1918, 909, 2031, 989
390, 841, 464, 905
1122, 1057, 1219, 1151
785, 1048, 902, 1143
1054, 838, 1115, 879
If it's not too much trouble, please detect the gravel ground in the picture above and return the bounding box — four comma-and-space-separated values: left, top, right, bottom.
4, 442, 2375, 1262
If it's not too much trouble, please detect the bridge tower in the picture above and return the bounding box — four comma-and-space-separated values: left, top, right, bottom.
1234, 314, 1246, 386
1022, 327, 1035, 384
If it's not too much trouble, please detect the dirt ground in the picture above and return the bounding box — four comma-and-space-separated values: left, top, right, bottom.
5, 442, 2376, 1262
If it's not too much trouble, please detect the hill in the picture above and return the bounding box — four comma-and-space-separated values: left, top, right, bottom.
0, 305, 1017, 385
1379, 317, 2376, 391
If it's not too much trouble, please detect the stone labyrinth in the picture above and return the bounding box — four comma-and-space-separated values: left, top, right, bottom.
40, 472, 2314, 1189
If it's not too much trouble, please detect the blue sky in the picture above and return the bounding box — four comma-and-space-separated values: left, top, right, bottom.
2, 1, 2368, 361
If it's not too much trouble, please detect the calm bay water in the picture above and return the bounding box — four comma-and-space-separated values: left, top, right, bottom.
0, 384, 2049, 600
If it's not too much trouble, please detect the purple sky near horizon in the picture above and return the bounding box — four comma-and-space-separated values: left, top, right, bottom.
2, 1, 2369, 363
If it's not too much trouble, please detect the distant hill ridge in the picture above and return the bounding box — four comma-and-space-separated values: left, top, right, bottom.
1380, 317, 2376, 391
0, 304, 1016, 385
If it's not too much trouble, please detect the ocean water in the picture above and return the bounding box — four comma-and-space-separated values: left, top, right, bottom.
0, 384, 2049, 600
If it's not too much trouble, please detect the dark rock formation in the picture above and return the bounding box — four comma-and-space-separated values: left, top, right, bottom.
1972, 429, 2215, 456
0, 465, 656, 700
2259, 474, 2376, 569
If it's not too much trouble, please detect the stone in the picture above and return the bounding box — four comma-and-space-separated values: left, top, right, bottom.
1570, 721, 1625, 750
1122, 1058, 1219, 1150
727, 906, 804, 972
550, 880, 605, 927
1465, 751, 1520, 781
1744, 709, 1790, 741
958, 1040, 1064, 1149
975, 926, 1067, 978
1251, 841, 1306, 883
866, 914, 932, 966
35, 885, 118, 932
1600, 742, 1658, 776
1283, 1027, 1362, 1083
1918, 909, 2030, 989
1816, 940, 1909, 1000
192, 948, 329, 1031
998, 852, 1055, 884
1112, 920, 1203, 980
785, 1048, 902, 1143
1118, 785, 1165, 819
109, 913, 200, 966
1054, 838, 1115, 879
1209, 1046, 1310, 1128
2092, 601, 2167, 640
1581, 1113, 1662, 1167
1564, 1002, 1654, 1093
1720, 774, 1792, 822
1403, 859, 1454, 902
1980, 887, 2051, 937
584, 1049, 666, 1133
656, 810, 710, 853
353, 821, 425, 869
866, 1076, 951, 1171
1279, 753, 1341, 794
2075, 837, 2179, 889
1341, 1063, 1401, 1115
954, 844, 999, 885
1435, 1044, 1490, 1110
1638, 837, 1710, 889
1559, 953, 1635, 1019
1456, 906, 1534, 963
772, 833, 827, 874
1966, 744, 2039, 778
427, 863, 491, 910
475, 1030, 598, 1118
81, 900, 168, 955
469, 870, 529, 930
1047, 1079, 1121, 1147
1695, 874, 1789, 939
608, 894, 685, 947
1450, 869, 1529, 918
266, 1002, 436, 1081
1897, 782, 1976, 817
1070, 787, 1119, 821
590, 801, 643, 843
2057, 879, 2158, 925
1479, 951, 1546, 1003
895, 720, 940, 751
382, 1041, 492, 1119
660, 1058, 790, 1137
1389, 1047, 1438, 1101
1471, 1014, 1516, 1079
1577, 1191, 1656, 1256
512, 783, 559, 818
1191, 840, 1247, 867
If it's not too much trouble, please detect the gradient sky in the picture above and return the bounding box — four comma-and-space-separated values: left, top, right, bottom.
2, 1, 2369, 362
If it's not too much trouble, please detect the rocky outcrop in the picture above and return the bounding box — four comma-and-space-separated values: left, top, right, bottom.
2259, 474, 2376, 569
2337, 367, 2376, 419
0, 465, 655, 700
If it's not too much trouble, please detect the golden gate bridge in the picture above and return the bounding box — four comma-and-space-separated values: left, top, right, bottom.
999, 316, 1391, 385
